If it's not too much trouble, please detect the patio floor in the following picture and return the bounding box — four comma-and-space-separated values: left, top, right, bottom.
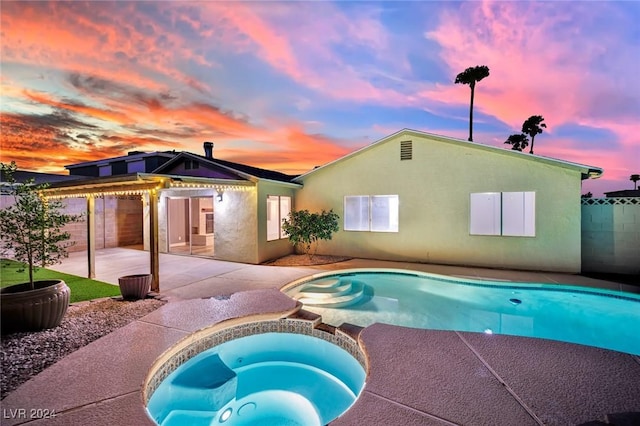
2, 248, 639, 425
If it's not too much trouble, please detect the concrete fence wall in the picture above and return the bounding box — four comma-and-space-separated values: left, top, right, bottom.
581, 197, 640, 275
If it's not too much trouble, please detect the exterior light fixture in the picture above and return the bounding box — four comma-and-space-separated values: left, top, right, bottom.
217, 193, 223, 202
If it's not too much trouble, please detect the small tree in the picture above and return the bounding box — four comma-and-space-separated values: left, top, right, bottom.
504, 133, 529, 151
630, 174, 639, 190
0, 162, 81, 289
281, 209, 339, 258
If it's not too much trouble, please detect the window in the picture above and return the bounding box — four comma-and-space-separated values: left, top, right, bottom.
98, 164, 111, 177
267, 195, 291, 241
127, 160, 145, 173
344, 195, 399, 232
344, 196, 369, 231
184, 160, 200, 170
470, 192, 535, 237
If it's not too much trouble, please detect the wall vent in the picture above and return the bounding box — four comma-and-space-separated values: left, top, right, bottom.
400, 140, 412, 160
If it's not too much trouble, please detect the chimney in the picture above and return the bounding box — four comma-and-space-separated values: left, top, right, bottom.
203, 142, 214, 159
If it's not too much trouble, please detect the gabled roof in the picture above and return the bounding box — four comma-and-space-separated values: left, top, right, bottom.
293, 128, 604, 182
65, 151, 177, 169
154, 152, 298, 184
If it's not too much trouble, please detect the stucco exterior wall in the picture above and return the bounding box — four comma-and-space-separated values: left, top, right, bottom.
295, 132, 584, 272
582, 198, 640, 274
256, 181, 297, 263
213, 188, 259, 263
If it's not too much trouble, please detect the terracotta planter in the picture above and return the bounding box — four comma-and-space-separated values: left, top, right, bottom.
1, 280, 71, 334
118, 274, 152, 300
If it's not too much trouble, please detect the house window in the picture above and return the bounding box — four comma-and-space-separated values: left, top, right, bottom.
267, 195, 291, 241
98, 164, 111, 177
470, 192, 535, 237
127, 160, 145, 173
344, 195, 399, 232
184, 160, 200, 170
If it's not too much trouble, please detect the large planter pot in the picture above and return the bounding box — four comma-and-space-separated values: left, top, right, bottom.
1, 280, 71, 334
118, 274, 152, 300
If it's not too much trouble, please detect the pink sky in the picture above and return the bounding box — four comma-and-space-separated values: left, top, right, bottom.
1, 1, 638, 196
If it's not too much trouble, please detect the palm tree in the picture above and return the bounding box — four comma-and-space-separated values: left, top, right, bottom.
455, 65, 490, 142
522, 115, 547, 154
631, 174, 640, 190
504, 133, 529, 152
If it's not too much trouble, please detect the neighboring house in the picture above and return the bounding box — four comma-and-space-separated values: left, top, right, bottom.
66, 150, 178, 177
603, 189, 640, 198
293, 129, 603, 273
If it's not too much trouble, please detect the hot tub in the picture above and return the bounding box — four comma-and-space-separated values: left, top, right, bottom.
146, 329, 366, 426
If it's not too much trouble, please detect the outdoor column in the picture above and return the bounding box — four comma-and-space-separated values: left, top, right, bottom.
149, 190, 160, 292
86, 195, 96, 278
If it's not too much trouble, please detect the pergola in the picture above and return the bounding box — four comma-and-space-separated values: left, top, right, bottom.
44, 173, 252, 292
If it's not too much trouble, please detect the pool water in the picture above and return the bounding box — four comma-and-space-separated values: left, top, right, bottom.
286, 270, 640, 355
146, 333, 365, 426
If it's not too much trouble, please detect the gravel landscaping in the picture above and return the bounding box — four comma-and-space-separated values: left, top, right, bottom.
0, 297, 165, 399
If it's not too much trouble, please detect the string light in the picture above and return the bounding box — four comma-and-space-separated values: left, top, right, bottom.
43, 178, 255, 199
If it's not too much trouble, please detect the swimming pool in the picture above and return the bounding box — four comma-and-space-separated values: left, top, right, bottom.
284, 269, 640, 355
146, 332, 366, 426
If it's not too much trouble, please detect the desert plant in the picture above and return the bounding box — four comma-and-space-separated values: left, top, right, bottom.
0, 161, 82, 289
282, 209, 339, 258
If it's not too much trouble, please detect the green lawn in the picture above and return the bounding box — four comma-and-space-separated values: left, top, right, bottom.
1, 259, 121, 303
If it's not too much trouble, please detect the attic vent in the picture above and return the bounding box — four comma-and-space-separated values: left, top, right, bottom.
400, 140, 412, 160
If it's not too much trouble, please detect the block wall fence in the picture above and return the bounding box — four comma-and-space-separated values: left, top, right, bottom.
581, 197, 640, 275
64, 196, 143, 252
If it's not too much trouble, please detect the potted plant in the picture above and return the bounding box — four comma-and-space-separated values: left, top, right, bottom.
118, 273, 152, 300
0, 162, 81, 333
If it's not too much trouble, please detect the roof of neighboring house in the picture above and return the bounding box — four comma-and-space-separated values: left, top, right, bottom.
293, 128, 604, 182
154, 152, 299, 184
604, 189, 640, 198
65, 151, 177, 169
1, 170, 87, 185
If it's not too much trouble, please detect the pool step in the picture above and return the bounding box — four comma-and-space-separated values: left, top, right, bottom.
296, 280, 365, 308
295, 281, 353, 299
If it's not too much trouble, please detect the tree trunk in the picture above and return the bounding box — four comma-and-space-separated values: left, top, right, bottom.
468, 83, 475, 142
529, 135, 536, 154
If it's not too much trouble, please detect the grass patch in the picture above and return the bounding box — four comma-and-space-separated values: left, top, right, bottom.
1, 259, 121, 303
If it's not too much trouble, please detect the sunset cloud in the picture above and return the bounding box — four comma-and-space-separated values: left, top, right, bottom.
1, 1, 637, 194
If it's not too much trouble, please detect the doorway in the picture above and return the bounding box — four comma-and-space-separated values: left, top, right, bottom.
167, 196, 214, 256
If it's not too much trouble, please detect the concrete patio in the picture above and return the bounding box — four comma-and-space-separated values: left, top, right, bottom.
2, 248, 639, 425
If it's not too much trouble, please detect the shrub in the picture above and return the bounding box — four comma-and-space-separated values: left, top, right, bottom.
282, 209, 339, 258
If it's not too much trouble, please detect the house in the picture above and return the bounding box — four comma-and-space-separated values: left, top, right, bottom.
65, 150, 178, 177
41, 129, 603, 288
292, 129, 603, 273
44, 143, 300, 289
